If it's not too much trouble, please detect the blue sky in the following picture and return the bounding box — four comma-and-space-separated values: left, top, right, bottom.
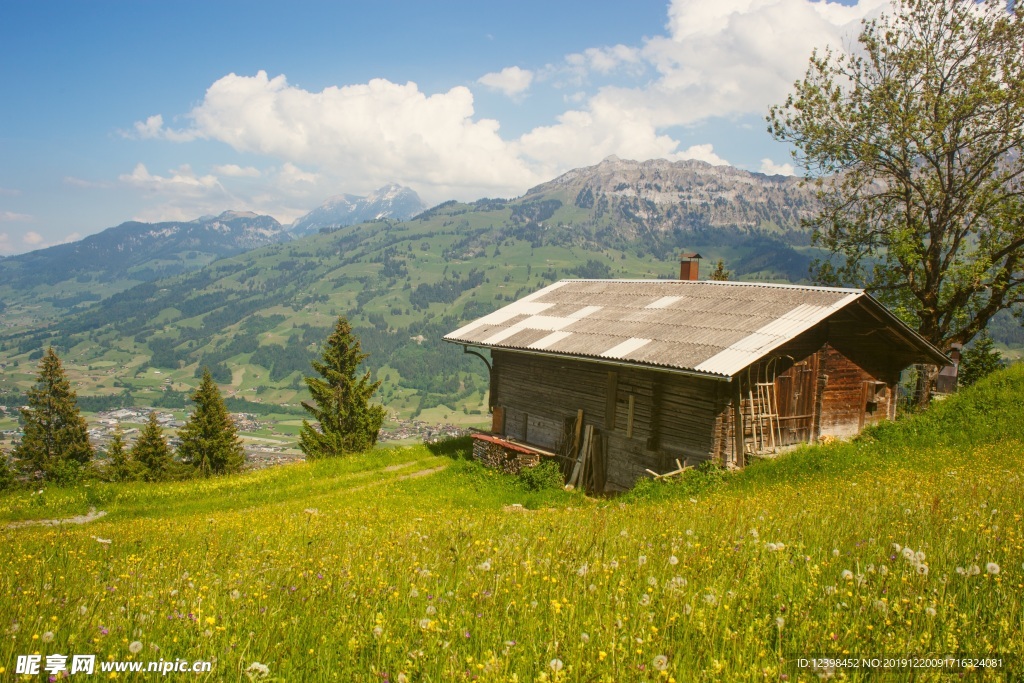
0, 0, 881, 255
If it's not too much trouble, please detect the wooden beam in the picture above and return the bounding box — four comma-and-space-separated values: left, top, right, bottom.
626, 395, 635, 438
605, 371, 618, 430
732, 378, 744, 468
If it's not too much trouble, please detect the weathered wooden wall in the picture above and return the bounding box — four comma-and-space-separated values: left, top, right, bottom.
490, 325, 903, 489
491, 351, 728, 491
817, 345, 894, 438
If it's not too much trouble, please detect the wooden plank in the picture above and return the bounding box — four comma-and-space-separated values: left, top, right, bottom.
571, 409, 583, 456
732, 379, 745, 468
605, 372, 618, 430
491, 406, 505, 434
594, 432, 606, 493
569, 425, 592, 488
626, 395, 635, 438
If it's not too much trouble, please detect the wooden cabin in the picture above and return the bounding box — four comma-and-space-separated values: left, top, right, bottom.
444, 278, 948, 492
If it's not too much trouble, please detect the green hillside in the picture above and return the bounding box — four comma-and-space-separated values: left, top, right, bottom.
2, 364, 1021, 680
0, 195, 817, 424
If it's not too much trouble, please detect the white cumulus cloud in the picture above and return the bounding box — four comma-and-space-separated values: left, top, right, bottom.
760, 158, 796, 176
212, 164, 262, 178
124, 0, 885, 212
0, 211, 33, 222
23, 230, 45, 246
119, 163, 223, 197
478, 66, 534, 98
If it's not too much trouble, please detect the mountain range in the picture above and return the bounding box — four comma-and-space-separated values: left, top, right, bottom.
0, 157, 849, 420
289, 184, 427, 237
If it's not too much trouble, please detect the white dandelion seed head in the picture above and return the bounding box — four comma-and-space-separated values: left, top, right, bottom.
956, 566, 966, 575
916, 563, 929, 576
620, 530, 629, 538
902, 547, 915, 561
893, 543, 902, 552
426, 605, 436, 615
42, 631, 54, 643
776, 617, 785, 629
588, 583, 597, 592
648, 576, 658, 587
703, 593, 717, 605
969, 564, 981, 576
879, 565, 889, 575
832, 548, 840, 557
669, 555, 679, 565
418, 618, 431, 630
409, 588, 419, 598
915, 550, 926, 563
246, 662, 270, 679
750, 529, 759, 539
129, 641, 143, 654
653, 654, 669, 671
580, 632, 590, 643
78, 605, 88, 615
873, 600, 887, 613
986, 562, 1000, 575
841, 570, 854, 580
478, 560, 492, 572
926, 606, 937, 617
549, 658, 564, 672
577, 563, 588, 576
396, 674, 409, 683
638, 555, 647, 566
686, 529, 694, 536
640, 593, 651, 606
683, 603, 693, 615
372, 626, 383, 638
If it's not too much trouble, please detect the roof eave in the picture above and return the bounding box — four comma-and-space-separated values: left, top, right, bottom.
443, 338, 734, 382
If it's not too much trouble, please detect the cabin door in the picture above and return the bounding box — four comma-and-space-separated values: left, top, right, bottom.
774, 356, 820, 446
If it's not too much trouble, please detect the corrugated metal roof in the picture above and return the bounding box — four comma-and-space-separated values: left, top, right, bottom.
443, 279, 944, 378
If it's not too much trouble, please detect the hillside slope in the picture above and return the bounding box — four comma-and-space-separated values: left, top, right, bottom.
2, 365, 1021, 680
0, 211, 289, 326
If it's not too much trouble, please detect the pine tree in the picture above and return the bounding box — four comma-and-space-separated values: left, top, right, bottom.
958, 333, 1004, 388
12, 347, 93, 478
104, 426, 141, 482
131, 412, 173, 481
299, 317, 386, 459
0, 450, 14, 491
710, 259, 730, 281
178, 367, 245, 475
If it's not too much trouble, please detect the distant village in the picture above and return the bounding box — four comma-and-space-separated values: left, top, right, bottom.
1, 404, 469, 470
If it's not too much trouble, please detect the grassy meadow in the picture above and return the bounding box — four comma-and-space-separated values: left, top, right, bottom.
2, 367, 1023, 681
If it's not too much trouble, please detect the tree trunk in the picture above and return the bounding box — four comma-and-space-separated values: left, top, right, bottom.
914, 364, 939, 408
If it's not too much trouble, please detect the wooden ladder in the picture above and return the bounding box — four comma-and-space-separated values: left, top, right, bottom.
748, 380, 780, 453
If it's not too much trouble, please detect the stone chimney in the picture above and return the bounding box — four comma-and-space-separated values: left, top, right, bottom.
679, 252, 702, 281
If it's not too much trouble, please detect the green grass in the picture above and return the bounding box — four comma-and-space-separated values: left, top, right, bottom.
2, 369, 1022, 681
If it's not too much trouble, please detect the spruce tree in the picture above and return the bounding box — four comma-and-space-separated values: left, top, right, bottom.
958, 333, 1004, 388
299, 317, 385, 458
104, 426, 141, 482
131, 412, 173, 481
12, 347, 93, 478
178, 367, 245, 475
0, 451, 14, 491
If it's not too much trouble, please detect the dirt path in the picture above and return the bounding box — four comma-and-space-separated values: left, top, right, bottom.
7, 507, 108, 529
395, 465, 446, 480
